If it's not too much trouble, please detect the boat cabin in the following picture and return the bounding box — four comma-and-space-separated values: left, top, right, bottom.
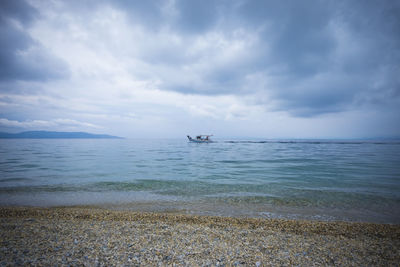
187, 134, 213, 142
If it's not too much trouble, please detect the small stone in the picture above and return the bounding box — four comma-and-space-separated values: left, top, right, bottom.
163, 255, 171, 261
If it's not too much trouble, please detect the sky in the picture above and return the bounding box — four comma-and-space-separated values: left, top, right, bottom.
0, 0, 399, 139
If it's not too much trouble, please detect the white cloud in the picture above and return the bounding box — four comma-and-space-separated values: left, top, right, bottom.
0, 118, 101, 130
0, 118, 52, 128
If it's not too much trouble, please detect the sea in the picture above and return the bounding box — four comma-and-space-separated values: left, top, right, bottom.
0, 138, 399, 224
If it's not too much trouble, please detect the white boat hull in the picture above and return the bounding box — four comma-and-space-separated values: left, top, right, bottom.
187, 135, 213, 143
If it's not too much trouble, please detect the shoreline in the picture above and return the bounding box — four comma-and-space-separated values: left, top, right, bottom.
2, 195, 398, 224
1, 206, 399, 265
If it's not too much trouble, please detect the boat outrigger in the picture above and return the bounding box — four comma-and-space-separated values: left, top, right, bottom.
187, 135, 213, 143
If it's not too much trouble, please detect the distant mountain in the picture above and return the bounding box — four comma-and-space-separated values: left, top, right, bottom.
0, 131, 123, 139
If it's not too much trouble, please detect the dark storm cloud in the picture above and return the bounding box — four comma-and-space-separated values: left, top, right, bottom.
244, 0, 336, 76
0, 0, 37, 25
173, 0, 223, 33
109, 0, 224, 33
142, 0, 398, 117
109, 0, 166, 29
0, 0, 69, 83
230, 0, 399, 117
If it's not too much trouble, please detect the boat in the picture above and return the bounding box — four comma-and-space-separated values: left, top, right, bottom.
187, 135, 213, 143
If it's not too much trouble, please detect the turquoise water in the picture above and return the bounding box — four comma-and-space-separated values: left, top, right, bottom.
0, 139, 399, 223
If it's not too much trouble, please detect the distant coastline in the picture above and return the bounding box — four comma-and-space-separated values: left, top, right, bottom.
0, 131, 122, 139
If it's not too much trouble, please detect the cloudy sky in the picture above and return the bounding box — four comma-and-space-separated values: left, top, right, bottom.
0, 0, 399, 138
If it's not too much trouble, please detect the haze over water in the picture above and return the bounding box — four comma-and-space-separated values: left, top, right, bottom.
1, 138, 399, 223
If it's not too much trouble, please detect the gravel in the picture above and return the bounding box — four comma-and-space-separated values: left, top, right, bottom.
1, 207, 399, 266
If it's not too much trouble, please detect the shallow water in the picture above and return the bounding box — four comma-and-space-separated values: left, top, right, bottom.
0, 138, 399, 223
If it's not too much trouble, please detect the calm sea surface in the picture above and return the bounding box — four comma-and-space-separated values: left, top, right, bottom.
1, 139, 399, 223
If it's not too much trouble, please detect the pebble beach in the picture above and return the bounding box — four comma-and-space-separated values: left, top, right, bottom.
1, 207, 399, 266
